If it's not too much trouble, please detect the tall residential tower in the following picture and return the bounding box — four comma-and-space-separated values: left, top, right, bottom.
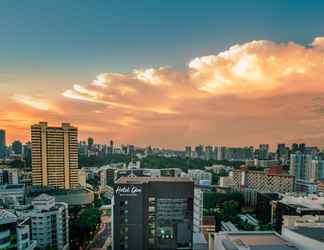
0, 129, 6, 158
31, 122, 78, 189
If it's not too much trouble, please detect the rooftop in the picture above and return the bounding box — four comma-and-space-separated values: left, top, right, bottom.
33, 193, 54, 201
0, 209, 17, 225
116, 176, 193, 184
216, 231, 298, 250
290, 227, 324, 243
280, 195, 324, 210
0, 184, 25, 191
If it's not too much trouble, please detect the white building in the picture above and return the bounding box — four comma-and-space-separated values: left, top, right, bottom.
219, 176, 233, 188
28, 194, 69, 250
16, 217, 37, 250
0, 210, 36, 250
78, 169, 87, 187
188, 170, 212, 185
193, 187, 203, 233
0, 184, 25, 206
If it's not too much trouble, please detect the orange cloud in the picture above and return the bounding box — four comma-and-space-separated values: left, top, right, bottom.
4, 37, 324, 148
12, 94, 58, 112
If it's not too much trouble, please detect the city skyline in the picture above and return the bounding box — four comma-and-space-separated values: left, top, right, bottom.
2, 1, 324, 148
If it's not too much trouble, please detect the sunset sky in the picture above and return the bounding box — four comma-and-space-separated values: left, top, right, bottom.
2, 0, 324, 149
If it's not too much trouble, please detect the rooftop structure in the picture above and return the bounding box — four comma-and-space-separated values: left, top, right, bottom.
0, 209, 17, 224
273, 194, 324, 232
279, 194, 324, 211
212, 231, 298, 250
282, 227, 324, 250
115, 176, 193, 184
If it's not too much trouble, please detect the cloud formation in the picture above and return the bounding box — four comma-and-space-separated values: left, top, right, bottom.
5, 37, 324, 148
12, 94, 58, 111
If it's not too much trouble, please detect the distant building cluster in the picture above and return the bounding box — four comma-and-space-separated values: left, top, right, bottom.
3, 121, 324, 249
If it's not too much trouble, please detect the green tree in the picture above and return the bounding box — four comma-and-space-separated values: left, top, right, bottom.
223, 200, 240, 220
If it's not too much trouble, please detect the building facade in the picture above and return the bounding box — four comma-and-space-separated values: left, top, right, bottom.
31, 122, 78, 189
0, 210, 36, 250
0, 169, 18, 185
232, 165, 294, 193
28, 194, 69, 250
193, 187, 203, 233
113, 176, 194, 250
272, 194, 324, 232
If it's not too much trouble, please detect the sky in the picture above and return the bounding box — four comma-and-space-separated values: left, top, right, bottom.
2, 0, 324, 149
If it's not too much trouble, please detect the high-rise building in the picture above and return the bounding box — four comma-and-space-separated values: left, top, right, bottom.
185, 146, 192, 158
290, 152, 307, 180
110, 140, 114, 154
276, 143, 289, 163
100, 167, 116, 187
113, 176, 194, 250
87, 137, 94, 148
28, 194, 69, 250
31, 122, 78, 189
204, 145, 214, 160
23, 142, 32, 169
195, 145, 204, 159
215, 146, 226, 161
291, 143, 306, 154
258, 144, 269, 160
12, 140, 23, 155
193, 187, 203, 233
224, 147, 253, 161
0, 129, 6, 158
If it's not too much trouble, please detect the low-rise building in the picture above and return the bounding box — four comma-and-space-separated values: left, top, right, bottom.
188, 169, 212, 185
210, 231, 298, 250
218, 176, 233, 188
273, 194, 324, 232
282, 227, 324, 250
232, 165, 294, 193
0, 184, 25, 207
0, 210, 36, 250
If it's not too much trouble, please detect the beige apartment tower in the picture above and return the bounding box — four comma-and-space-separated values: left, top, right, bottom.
31, 122, 79, 189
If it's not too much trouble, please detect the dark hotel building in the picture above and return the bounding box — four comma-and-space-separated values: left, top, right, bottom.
113, 176, 194, 250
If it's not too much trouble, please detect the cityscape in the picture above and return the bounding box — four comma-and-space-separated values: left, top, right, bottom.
2, 1, 324, 250
1, 122, 324, 250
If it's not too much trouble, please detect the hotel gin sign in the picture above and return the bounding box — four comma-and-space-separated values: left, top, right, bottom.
115, 186, 142, 196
